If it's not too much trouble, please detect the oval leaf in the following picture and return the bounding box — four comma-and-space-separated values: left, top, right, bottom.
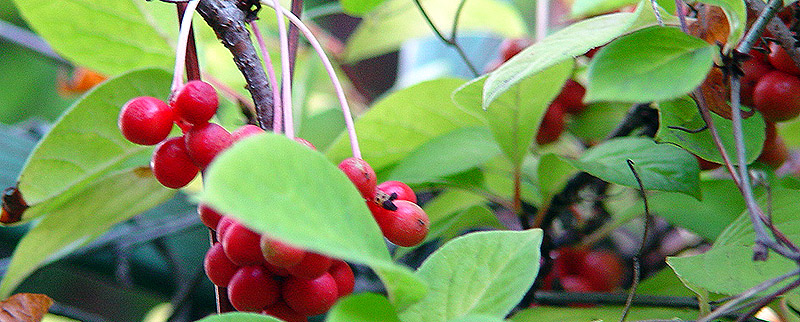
569, 137, 701, 198
341, 0, 386, 16
585, 26, 716, 103
325, 293, 401, 322
15, 69, 173, 223
510, 306, 698, 321
201, 134, 425, 308
399, 230, 543, 322
13, 0, 173, 75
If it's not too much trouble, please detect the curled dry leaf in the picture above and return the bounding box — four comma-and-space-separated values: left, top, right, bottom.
0, 293, 54, 322
689, 6, 733, 119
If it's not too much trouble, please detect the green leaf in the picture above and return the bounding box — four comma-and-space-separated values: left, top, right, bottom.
388, 127, 502, 184
569, 137, 701, 198
0, 168, 174, 297
12, 0, 173, 75
200, 134, 425, 309
344, 0, 525, 62
509, 306, 699, 321
195, 312, 283, 322
585, 26, 716, 103
340, 0, 386, 16
399, 230, 543, 322
698, 0, 746, 52
536, 153, 578, 202
453, 61, 573, 165
325, 78, 482, 171
14, 69, 173, 223
570, 0, 638, 17
656, 96, 766, 164
447, 315, 505, 322
397, 205, 504, 260
325, 293, 401, 322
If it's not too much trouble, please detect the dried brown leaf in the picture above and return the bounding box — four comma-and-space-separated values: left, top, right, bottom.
0, 293, 54, 322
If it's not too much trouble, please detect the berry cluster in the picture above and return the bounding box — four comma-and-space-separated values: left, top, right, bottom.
338, 158, 430, 247
741, 43, 800, 123
201, 205, 354, 321
540, 247, 624, 294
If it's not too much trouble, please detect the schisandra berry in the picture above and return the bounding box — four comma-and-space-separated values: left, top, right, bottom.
377, 200, 430, 247
536, 103, 566, 145
203, 243, 238, 287
338, 157, 377, 199
282, 272, 339, 316
231, 124, 265, 142
262, 302, 308, 322
222, 222, 264, 266
227, 266, 280, 312
118, 96, 174, 145
170, 80, 218, 125
377, 181, 417, 203
753, 70, 800, 122
198, 204, 223, 230
287, 252, 332, 280
216, 216, 236, 240
261, 235, 306, 268
557, 80, 587, 115
151, 137, 199, 189
185, 122, 233, 169
329, 259, 355, 297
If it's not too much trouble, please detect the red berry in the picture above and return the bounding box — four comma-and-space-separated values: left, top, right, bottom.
227, 266, 280, 312
768, 42, 800, 76
753, 70, 800, 122
559, 275, 594, 293
367, 201, 393, 226
231, 124, 265, 142
535, 103, 566, 145
338, 158, 377, 199
329, 260, 355, 297
377, 200, 429, 247
222, 223, 265, 266
581, 250, 624, 291
498, 38, 532, 62
118, 97, 174, 145
170, 80, 218, 125
557, 80, 587, 115
198, 204, 223, 230
740, 58, 774, 107
203, 243, 239, 287
151, 137, 199, 189
377, 181, 417, 203
262, 302, 308, 322
185, 122, 233, 169
287, 253, 332, 280
216, 216, 236, 241
550, 248, 589, 277
282, 272, 339, 316
758, 122, 789, 168
264, 262, 291, 277
261, 235, 307, 268
294, 137, 317, 150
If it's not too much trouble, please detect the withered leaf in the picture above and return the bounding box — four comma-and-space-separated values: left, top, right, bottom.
0, 293, 54, 322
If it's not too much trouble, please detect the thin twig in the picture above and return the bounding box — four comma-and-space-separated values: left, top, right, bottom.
620, 160, 653, 322
287, 0, 303, 78
697, 269, 800, 322
411, 0, 479, 76
176, 3, 201, 81
650, 0, 664, 26
675, 0, 688, 33
745, 0, 800, 67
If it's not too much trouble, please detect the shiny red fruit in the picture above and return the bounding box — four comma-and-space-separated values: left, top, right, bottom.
118, 96, 174, 145
282, 272, 339, 316
758, 122, 789, 168
338, 157, 377, 199
151, 137, 199, 189
753, 70, 800, 122
231, 124, 264, 142
262, 302, 308, 322
227, 266, 280, 312
203, 243, 238, 287
377, 181, 417, 203
215, 216, 236, 241
768, 42, 800, 76
740, 58, 774, 107
557, 80, 587, 114
329, 259, 355, 297
581, 250, 624, 291
536, 103, 566, 145
170, 80, 218, 125
377, 200, 430, 247
198, 204, 222, 230
287, 252, 332, 280
222, 223, 264, 266
261, 235, 306, 268
184, 122, 233, 169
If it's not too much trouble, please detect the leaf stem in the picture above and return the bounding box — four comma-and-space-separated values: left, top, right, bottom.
171, 0, 201, 93
249, 21, 283, 133
412, 0, 479, 77
269, 0, 294, 138
535, 0, 549, 42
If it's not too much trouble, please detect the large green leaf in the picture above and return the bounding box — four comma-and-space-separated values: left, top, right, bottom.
585, 26, 716, 103
388, 127, 501, 184
340, 0, 386, 16
201, 134, 425, 309
195, 312, 282, 322
344, 0, 525, 62
325, 78, 482, 171
453, 61, 573, 166
14, 69, 173, 223
325, 293, 401, 322
399, 230, 543, 322
571, 0, 677, 17
535, 153, 578, 202
0, 168, 174, 297
509, 306, 698, 321
656, 96, 766, 164
12, 0, 173, 75
569, 137, 701, 198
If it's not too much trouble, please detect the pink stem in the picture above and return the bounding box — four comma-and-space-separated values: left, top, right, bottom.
535, 0, 549, 42
250, 21, 283, 133
270, 0, 294, 139
262, 1, 362, 158
171, 0, 201, 93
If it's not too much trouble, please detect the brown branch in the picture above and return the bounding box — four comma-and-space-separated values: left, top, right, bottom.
196, 0, 274, 130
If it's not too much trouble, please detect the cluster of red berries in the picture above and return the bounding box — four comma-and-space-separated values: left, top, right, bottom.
200, 205, 354, 321
540, 247, 624, 294
741, 43, 800, 123
337, 158, 430, 247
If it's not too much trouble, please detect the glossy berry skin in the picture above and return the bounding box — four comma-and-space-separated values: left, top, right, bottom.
338, 157, 377, 199
581, 250, 624, 291
203, 243, 238, 287
170, 80, 219, 125
231, 124, 264, 142
753, 70, 800, 122
287, 252, 332, 280
262, 302, 308, 322
151, 137, 199, 189
215, 216, 236, 241
536, 103, 566, 145
222, 223, 264, 266
377, 200, 430, 247
367, 201, 392, 225
377, 181, 417, 203
227, 266, 280, 312
740, 58, 774, 107
261, 235, 306, 268
329, 259, 355, 297
185, 122, 233, 169
557, 80, 587, 114
559, 275, 594, 293
768, 42, 800, 76
282, 272, 339, 316
758, 122, 789, 168
118, 96, 174, 145
198, 204, 223, 230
